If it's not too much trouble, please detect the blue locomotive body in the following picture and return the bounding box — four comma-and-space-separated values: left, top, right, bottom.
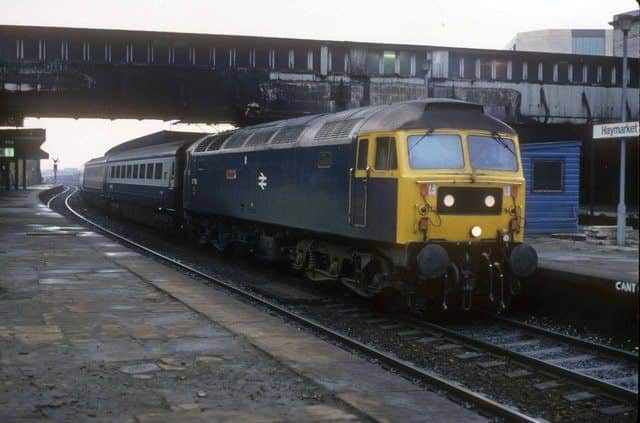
185, 142, 398, 244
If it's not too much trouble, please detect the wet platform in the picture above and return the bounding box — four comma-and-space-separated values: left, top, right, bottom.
526, 236, 638, 314
0, 188, 486, 422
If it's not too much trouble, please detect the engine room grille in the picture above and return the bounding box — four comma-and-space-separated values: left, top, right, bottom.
271, 126, 305, 145
223, 131, 250, 149
246, 129, 277, 147
194, 137, 214, 152
314, 119, 361, 142
436, 187, 503, 215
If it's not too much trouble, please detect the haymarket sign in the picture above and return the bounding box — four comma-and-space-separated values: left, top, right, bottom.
593, 121, 639, 139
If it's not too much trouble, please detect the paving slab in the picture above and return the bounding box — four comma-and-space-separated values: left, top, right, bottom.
0, 188, 487, 422
530, 237, 638, 283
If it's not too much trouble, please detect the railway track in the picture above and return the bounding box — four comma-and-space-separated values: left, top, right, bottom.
55, 187, 637, 421
56, 187, 538, 422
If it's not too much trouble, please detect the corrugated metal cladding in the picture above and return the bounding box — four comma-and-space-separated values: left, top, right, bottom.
520, 141, 581, 235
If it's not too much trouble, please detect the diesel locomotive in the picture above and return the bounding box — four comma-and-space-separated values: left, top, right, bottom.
81, 99, 538, 311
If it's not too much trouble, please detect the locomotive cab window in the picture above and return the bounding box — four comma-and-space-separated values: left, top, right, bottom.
468, 135, 518, 172
532, 160, 563, 192
356, 139, 368, 170
408, 134, 464, 169
374, 137, 397, 170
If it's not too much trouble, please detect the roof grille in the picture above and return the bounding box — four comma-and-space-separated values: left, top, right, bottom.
206, 133, 232, 151
194, 137, 214, 152
270, 126, 305, 145
246, 129, 277, 147
222, 131, 250, 149
314, 119, 360, 142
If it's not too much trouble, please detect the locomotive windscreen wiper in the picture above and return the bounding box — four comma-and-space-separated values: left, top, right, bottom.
408, 128, 434, 153
490, 132, 516, 157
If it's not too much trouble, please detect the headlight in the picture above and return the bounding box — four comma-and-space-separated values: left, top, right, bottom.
443, 194, 455, 207
470, 226, 482, 238
484, 195, 496, 208
502, 233, 510, 243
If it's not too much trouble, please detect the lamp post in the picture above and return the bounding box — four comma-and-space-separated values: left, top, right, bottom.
609, 13, 638, 246
423, 57, 432, 99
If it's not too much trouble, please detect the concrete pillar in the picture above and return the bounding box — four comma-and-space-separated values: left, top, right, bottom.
22, 159, 26, 190
1, 161, 8, 190
320, 46, 328, 76
14, 159, 19, 190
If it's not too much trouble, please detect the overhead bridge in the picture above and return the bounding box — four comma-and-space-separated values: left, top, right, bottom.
1, 25, 638, 127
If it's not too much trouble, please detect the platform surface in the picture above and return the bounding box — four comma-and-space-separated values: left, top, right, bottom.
0, 188, 486, 422
530, 237, 639, 283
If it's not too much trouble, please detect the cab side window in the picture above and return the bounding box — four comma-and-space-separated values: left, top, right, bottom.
375, 137, 397, 170
356, 139, 368, 170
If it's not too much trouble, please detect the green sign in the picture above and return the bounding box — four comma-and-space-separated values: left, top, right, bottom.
0, 147, 15, 158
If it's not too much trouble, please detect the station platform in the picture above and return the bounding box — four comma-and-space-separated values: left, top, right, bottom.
531, 236, 638, 284
526, 235, 638, 313
0, 188, 486, 422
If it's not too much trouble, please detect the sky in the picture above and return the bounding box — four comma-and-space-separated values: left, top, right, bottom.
1, 0, 637, 169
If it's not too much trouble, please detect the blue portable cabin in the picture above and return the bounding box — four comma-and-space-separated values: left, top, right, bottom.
520, 141, 581, 235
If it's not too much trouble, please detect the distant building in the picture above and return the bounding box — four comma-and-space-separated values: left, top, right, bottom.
506, 9, 640, 58
612, 10, 640, 58
506, 29, 613, 56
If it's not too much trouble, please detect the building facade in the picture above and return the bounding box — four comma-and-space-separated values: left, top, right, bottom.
506, 29, 613, 56
507, 9, 639, 59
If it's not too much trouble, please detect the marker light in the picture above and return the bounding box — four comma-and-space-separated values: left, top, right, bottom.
484, 195, 496, 208
443, 194, 455, 207
471, 226, 482, 238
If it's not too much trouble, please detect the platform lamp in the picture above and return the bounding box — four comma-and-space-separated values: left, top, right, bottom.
609, 12, 639, 246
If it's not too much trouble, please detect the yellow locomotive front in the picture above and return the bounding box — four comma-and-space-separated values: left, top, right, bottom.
356, 125, 538, 311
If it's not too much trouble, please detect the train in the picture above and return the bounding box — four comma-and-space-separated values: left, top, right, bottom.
80, 99, 538, 311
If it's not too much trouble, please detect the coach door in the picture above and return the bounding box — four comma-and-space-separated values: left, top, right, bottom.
349, 138, 369, 227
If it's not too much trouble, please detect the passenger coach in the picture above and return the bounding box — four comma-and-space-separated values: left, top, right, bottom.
99, 131, 206, 225
79, 156, 107, 208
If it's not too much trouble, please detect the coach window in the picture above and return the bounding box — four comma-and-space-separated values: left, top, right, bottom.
110, 166, 115, 178
154, 163, 162, 180
139, 164, 146, 179
132, 164, 139, 179
356, 139, 369, 170
125, 165, 131, 178
374, 137, 397, 170
532, 160, 563, 192
146, 163, 153, 179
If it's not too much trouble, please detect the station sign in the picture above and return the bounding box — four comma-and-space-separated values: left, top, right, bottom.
0, 147, 15, 157
592, 121, 639, 139
0, 139, 15, 158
